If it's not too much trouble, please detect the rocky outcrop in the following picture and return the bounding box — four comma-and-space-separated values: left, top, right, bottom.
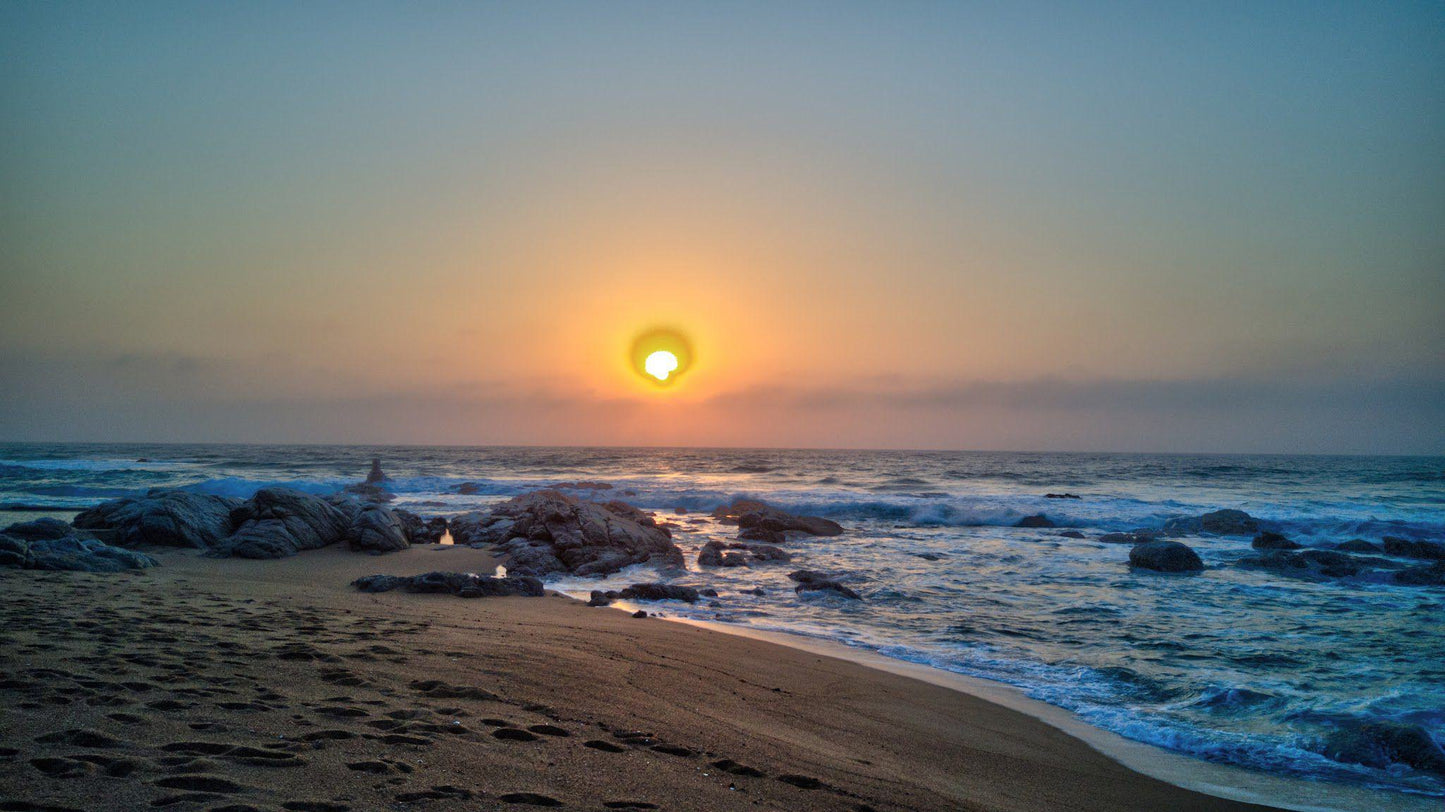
711, 500, 843, 537
1382, 536, 1445, 561
1251, 531, 1300, 550
1015, 514, 1055, 528
697, 540, 792, 568
788, 569, 862, 599
0, 523, 158, 572
74, 486, 444, 560
73, 490, 241, 549
1335, 539, 1381, 553
365, 458, 386, 485
449, 490, 683, 577
352, 571, 544, 598
223, 488, 352, 559
1162, 509, 1259, 537
1128, 540, 1204, 572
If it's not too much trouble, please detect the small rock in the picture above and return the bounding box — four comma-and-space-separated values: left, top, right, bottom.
1128, 540, 1204, 573
1015, 514, 1054, 528
1251, 531, 1300, 550
631, 610, 648, 619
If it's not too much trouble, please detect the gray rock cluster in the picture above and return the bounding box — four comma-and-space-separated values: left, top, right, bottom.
72, 486, 443, 559
448, 490, 683, 577
697, 539, 791, 568
351, 571, 544, 598
0, 518, 158, 572
788, 569, 862, 599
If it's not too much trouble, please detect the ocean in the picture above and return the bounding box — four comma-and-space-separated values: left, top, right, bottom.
2, 442, 1442, 799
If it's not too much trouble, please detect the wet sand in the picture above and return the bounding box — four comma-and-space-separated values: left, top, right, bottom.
0, 544, 1280, 811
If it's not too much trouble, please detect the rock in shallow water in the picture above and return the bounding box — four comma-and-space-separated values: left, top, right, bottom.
1318, 721, 1445, 777
1128, 540, 1204, 573
351, 571, 544, 598
1015, 514, 1055, 528
1251, 531, 1300, 550
618, 583, 700, 603
1162, 509, 1259, 537
788, 569, 862, 599
1237, 549, 1362, 579
1382, 536, 1445, 561
711, 499, 843, 537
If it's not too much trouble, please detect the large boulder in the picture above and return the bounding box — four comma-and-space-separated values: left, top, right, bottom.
352, 571, 543, 598
1251, 531, 1301, 550
1382, 536, 1445, 561
449, 490, 683, 577
0, 527, 158, 573
73, 490, 241, 549
712, 499, 843, 537
1128, 540, 1204, 573
222, 488, 351, 559
1162, 509, 1259, 537
788, 569, 862, 599
348, 505, 410, 554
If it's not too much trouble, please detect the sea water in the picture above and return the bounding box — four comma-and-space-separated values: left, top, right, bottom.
2, 443, 1441, 799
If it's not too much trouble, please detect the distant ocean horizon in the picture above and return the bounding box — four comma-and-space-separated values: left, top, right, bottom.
3, 442, 1442, 799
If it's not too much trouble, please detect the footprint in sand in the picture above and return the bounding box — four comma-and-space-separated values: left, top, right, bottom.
497, 793, 562, 807
492, 728, 539, 742
583, 740, 628, 753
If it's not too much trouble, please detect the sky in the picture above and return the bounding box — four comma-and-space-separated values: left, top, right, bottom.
1, 2, 1442, 453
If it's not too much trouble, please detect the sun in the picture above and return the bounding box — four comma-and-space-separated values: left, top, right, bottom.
631, 328, 692, 387
644, 350, 679, 381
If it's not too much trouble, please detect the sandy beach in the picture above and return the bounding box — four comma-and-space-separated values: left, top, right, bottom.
0, 543, 1281, 812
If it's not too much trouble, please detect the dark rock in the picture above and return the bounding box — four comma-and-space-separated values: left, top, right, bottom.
698, 540, 746, 568
224, 488, 351, 559
341, 482, 394, 503
348, 505, 410, 554
1382, 536, 1445, 561
0, 532, 159, 572
632, 610, 648, 618
1163, 509, 1259, 537
587, 590, 612, 607
744, 543, 791, 562
743, 587, 766, 596
1393, 561, 1445, 586
1252, 531, 1301, 550
674, 506, 688, 515
1128, 540, 1204, 573
455, 482, 481, 495
1098, 532, 1153, 545
1335, 539, 1381, 553
351, 571, 544, 598
448, 490, 682, 577
1015, 514, 1054, 528
1045, 493, 1081, 499
618, 583, 699, 603
697, 540, 790, 568
73, 490, 241, 549
788, 569, 862, 599
1237, 549, 1363, 579
1319, 721, 1445, 777
394, 510, 447, 545
737, 526, 787, 545
1057, 531, 1086, 539
0, 517, 72, 541
366, 457, 386, 485
711, 499, 843, 537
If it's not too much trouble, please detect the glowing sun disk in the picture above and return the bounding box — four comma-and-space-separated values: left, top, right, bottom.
644, 350, 679, 381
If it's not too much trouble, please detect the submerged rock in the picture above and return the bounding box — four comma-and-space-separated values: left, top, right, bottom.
1045, 493, 1081, 499
1162, 509, 1259, 537
1335, 539, 1381, 553
1015, 514, 1055, 528
1382, 536, 1445, 561
711, 499, 843, 537
1237, 549, 1364, 580
448, 490, 682, 577
1098, 531, 1156, 545
352, 571, 543, 598
1128, 540, 1204, 573
1251, 531, 1301, 550
73, 490, 241, 549
1319, 721, 1445, 777
788, 569, 862, 599
1393, 561, 1445, 586
697, 540, 792, 568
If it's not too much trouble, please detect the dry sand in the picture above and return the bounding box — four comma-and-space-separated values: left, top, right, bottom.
0, 544, 1281, 811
